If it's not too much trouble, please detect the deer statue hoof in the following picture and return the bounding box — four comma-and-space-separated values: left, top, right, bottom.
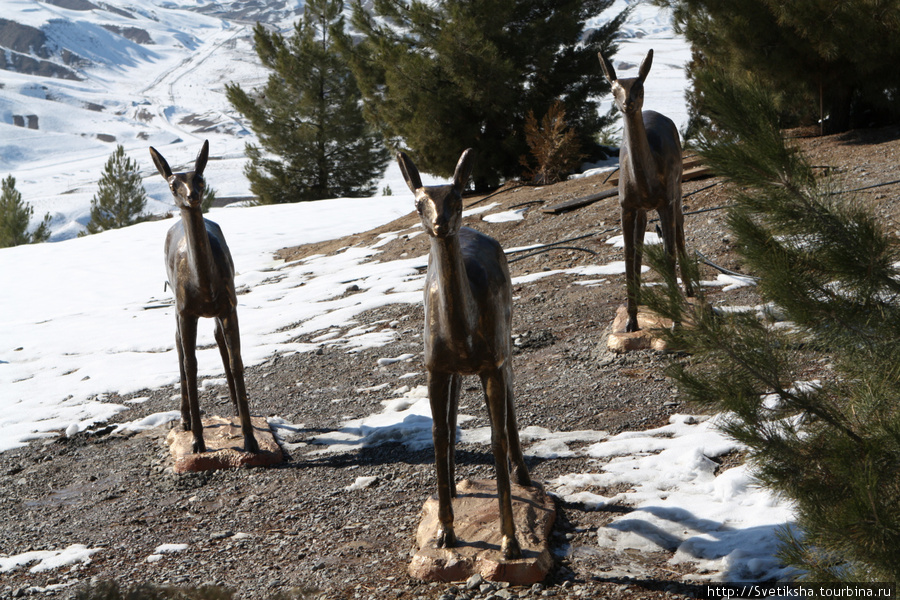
435, 526, 457, 549
501, 535, 522, 560
191, 437, 207, 454
625, 318, 640, 333
512, 465, 532, 487
244, 434, 260, 454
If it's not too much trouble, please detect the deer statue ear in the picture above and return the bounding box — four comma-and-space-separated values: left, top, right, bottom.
598, 53, 617, 83
452, 148, 475, 194
397, 151, 423, 194
638, 49, 653, 83
194, 140, 210, 176
149, 146, 173, 180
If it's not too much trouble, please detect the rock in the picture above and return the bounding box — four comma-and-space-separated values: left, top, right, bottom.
606, 299, 706, 353
166, 415, 284, 474
409, 479, 556, 586
606, 306, 673, 353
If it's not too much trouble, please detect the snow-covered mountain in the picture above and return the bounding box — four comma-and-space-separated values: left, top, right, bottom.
1, 0, 300, 239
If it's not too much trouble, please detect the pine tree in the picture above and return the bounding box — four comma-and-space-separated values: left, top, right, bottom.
82, 145, 148, 235
654, 0, 900, 135
0, 174, 51, 248
644, 71, 900, 581
345, 0, 627, 189
225, 0, 389, 204
201, 186, 217, 214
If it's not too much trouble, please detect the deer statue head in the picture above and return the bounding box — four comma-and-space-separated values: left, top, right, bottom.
599, 49, 653, 116
149, 140, 209, 210
399, 149, 475, 239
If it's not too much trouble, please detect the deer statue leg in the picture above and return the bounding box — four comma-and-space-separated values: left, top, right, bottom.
218, 311, 259, 454
448, 373, 461, 498
428, 369, 457, 549
214, 320, 239, 417
481, 368, 522, 560
175, 326, 191, 432
657, 206, 679, 284
621, 206, 640, 332
503, 363, 531, 486
633, 209, 648, 291
178, 314, 206, 453
674, 193, 694, 297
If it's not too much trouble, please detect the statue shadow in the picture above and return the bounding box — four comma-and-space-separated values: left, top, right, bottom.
599, 504, 796, 582
279, 415, 545, 480
282, 412, 538, 473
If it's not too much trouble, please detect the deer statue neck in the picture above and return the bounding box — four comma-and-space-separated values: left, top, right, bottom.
429, 232, 478, 343
180, 206, 215, 294
621, 110, 660, 198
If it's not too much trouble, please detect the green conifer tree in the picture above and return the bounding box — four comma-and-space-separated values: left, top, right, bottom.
82, 145, 148, 235
654, 0, 900, 135
226, 0, 389, 204
201, 186, 217, 214
644, 71, 900, 581
345, 0, 627, 189
0, 174, 51, 247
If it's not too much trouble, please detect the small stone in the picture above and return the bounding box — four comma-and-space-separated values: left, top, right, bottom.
210, 531, 232, 540
466, 574, 484, 590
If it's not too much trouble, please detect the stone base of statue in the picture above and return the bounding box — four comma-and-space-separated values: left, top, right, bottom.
606, 305, 674, 353
409, 479, 555, 585
166, 415, 283, 474
607, 299, 705, 353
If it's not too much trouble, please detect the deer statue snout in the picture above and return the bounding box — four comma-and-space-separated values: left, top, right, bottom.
417, 188, 461, 238
186, 188, 204, 207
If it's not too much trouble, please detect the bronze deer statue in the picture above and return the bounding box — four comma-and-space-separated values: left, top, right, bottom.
599, 49, 694, 332
398, 148, 531, 560
149, 141, 259, 455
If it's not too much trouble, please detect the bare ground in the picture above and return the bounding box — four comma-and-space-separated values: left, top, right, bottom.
2, 126, 899, 600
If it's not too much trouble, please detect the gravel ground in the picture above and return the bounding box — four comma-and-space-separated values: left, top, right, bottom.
2, 126, 899, 600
